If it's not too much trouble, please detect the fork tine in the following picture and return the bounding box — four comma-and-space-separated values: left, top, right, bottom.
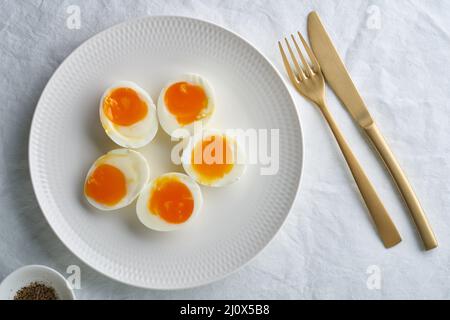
291, 34, 313, 77
284, 38, 306, 81
297, 31, 321, 72
278, 41, 298, 85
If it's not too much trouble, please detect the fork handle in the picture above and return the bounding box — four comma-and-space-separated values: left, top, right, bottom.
319, 103, 401, 248
364, 123, 437, 250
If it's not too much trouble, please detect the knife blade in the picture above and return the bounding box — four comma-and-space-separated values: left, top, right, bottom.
307, 12, 373, 128
307, 11, 438, 250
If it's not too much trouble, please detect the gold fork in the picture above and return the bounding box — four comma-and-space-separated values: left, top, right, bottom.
279, 32, 401, 248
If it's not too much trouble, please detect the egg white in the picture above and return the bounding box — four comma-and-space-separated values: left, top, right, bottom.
100, 81, 158, 148
136, 172, 203, 231
181, 129, 246, 187
84, 149, 150, 211
157, 74, 215, 138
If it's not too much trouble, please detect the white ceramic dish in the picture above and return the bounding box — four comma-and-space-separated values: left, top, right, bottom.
29, 16, 303, 289
0, 265, 75, 300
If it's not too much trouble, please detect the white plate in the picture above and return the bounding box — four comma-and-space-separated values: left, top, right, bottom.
29, 16, 303, 289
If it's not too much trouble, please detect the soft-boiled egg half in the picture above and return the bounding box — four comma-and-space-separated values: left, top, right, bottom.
136, 172, 203, 231
182, 130, 246, 187
157, 74, 215, 137
100, 81, 158, 148
84, 149, 150, 211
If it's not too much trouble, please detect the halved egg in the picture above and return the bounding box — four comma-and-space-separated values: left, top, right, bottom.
84, 149, 150, 211
136, 172, 203, 231
182, 130, 246, 187
100, 81, 158, 148
157, 74, 215, 137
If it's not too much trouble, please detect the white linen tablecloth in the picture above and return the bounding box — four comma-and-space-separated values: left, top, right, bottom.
1, 0, 450, 299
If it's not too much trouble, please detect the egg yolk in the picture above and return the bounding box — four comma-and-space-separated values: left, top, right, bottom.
85, 164, 127, 206
191, 135, 234, 183
103, 87, 148, 126
149, 177, 194, 224
164, 82, 208, 125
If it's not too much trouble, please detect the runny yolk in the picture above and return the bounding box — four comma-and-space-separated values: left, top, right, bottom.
85, 164, 127, 206
164, 82, 208, 125
149, 177, 194, 224
191, 135, 234, 183
103, 87, 148, 126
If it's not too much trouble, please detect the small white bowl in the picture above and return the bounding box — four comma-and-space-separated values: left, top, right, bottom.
0, 265, 75, 300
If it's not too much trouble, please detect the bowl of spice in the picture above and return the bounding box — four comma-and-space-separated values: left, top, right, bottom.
0, 265, 75, 300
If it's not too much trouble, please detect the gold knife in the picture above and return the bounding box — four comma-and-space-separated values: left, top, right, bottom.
307, 11, 437, 250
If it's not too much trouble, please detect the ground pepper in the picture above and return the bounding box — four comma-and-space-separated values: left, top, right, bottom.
13, 282, 58, 300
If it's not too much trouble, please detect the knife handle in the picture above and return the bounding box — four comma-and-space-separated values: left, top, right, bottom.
364, 123, 437, 250
319, 104, 401, 248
